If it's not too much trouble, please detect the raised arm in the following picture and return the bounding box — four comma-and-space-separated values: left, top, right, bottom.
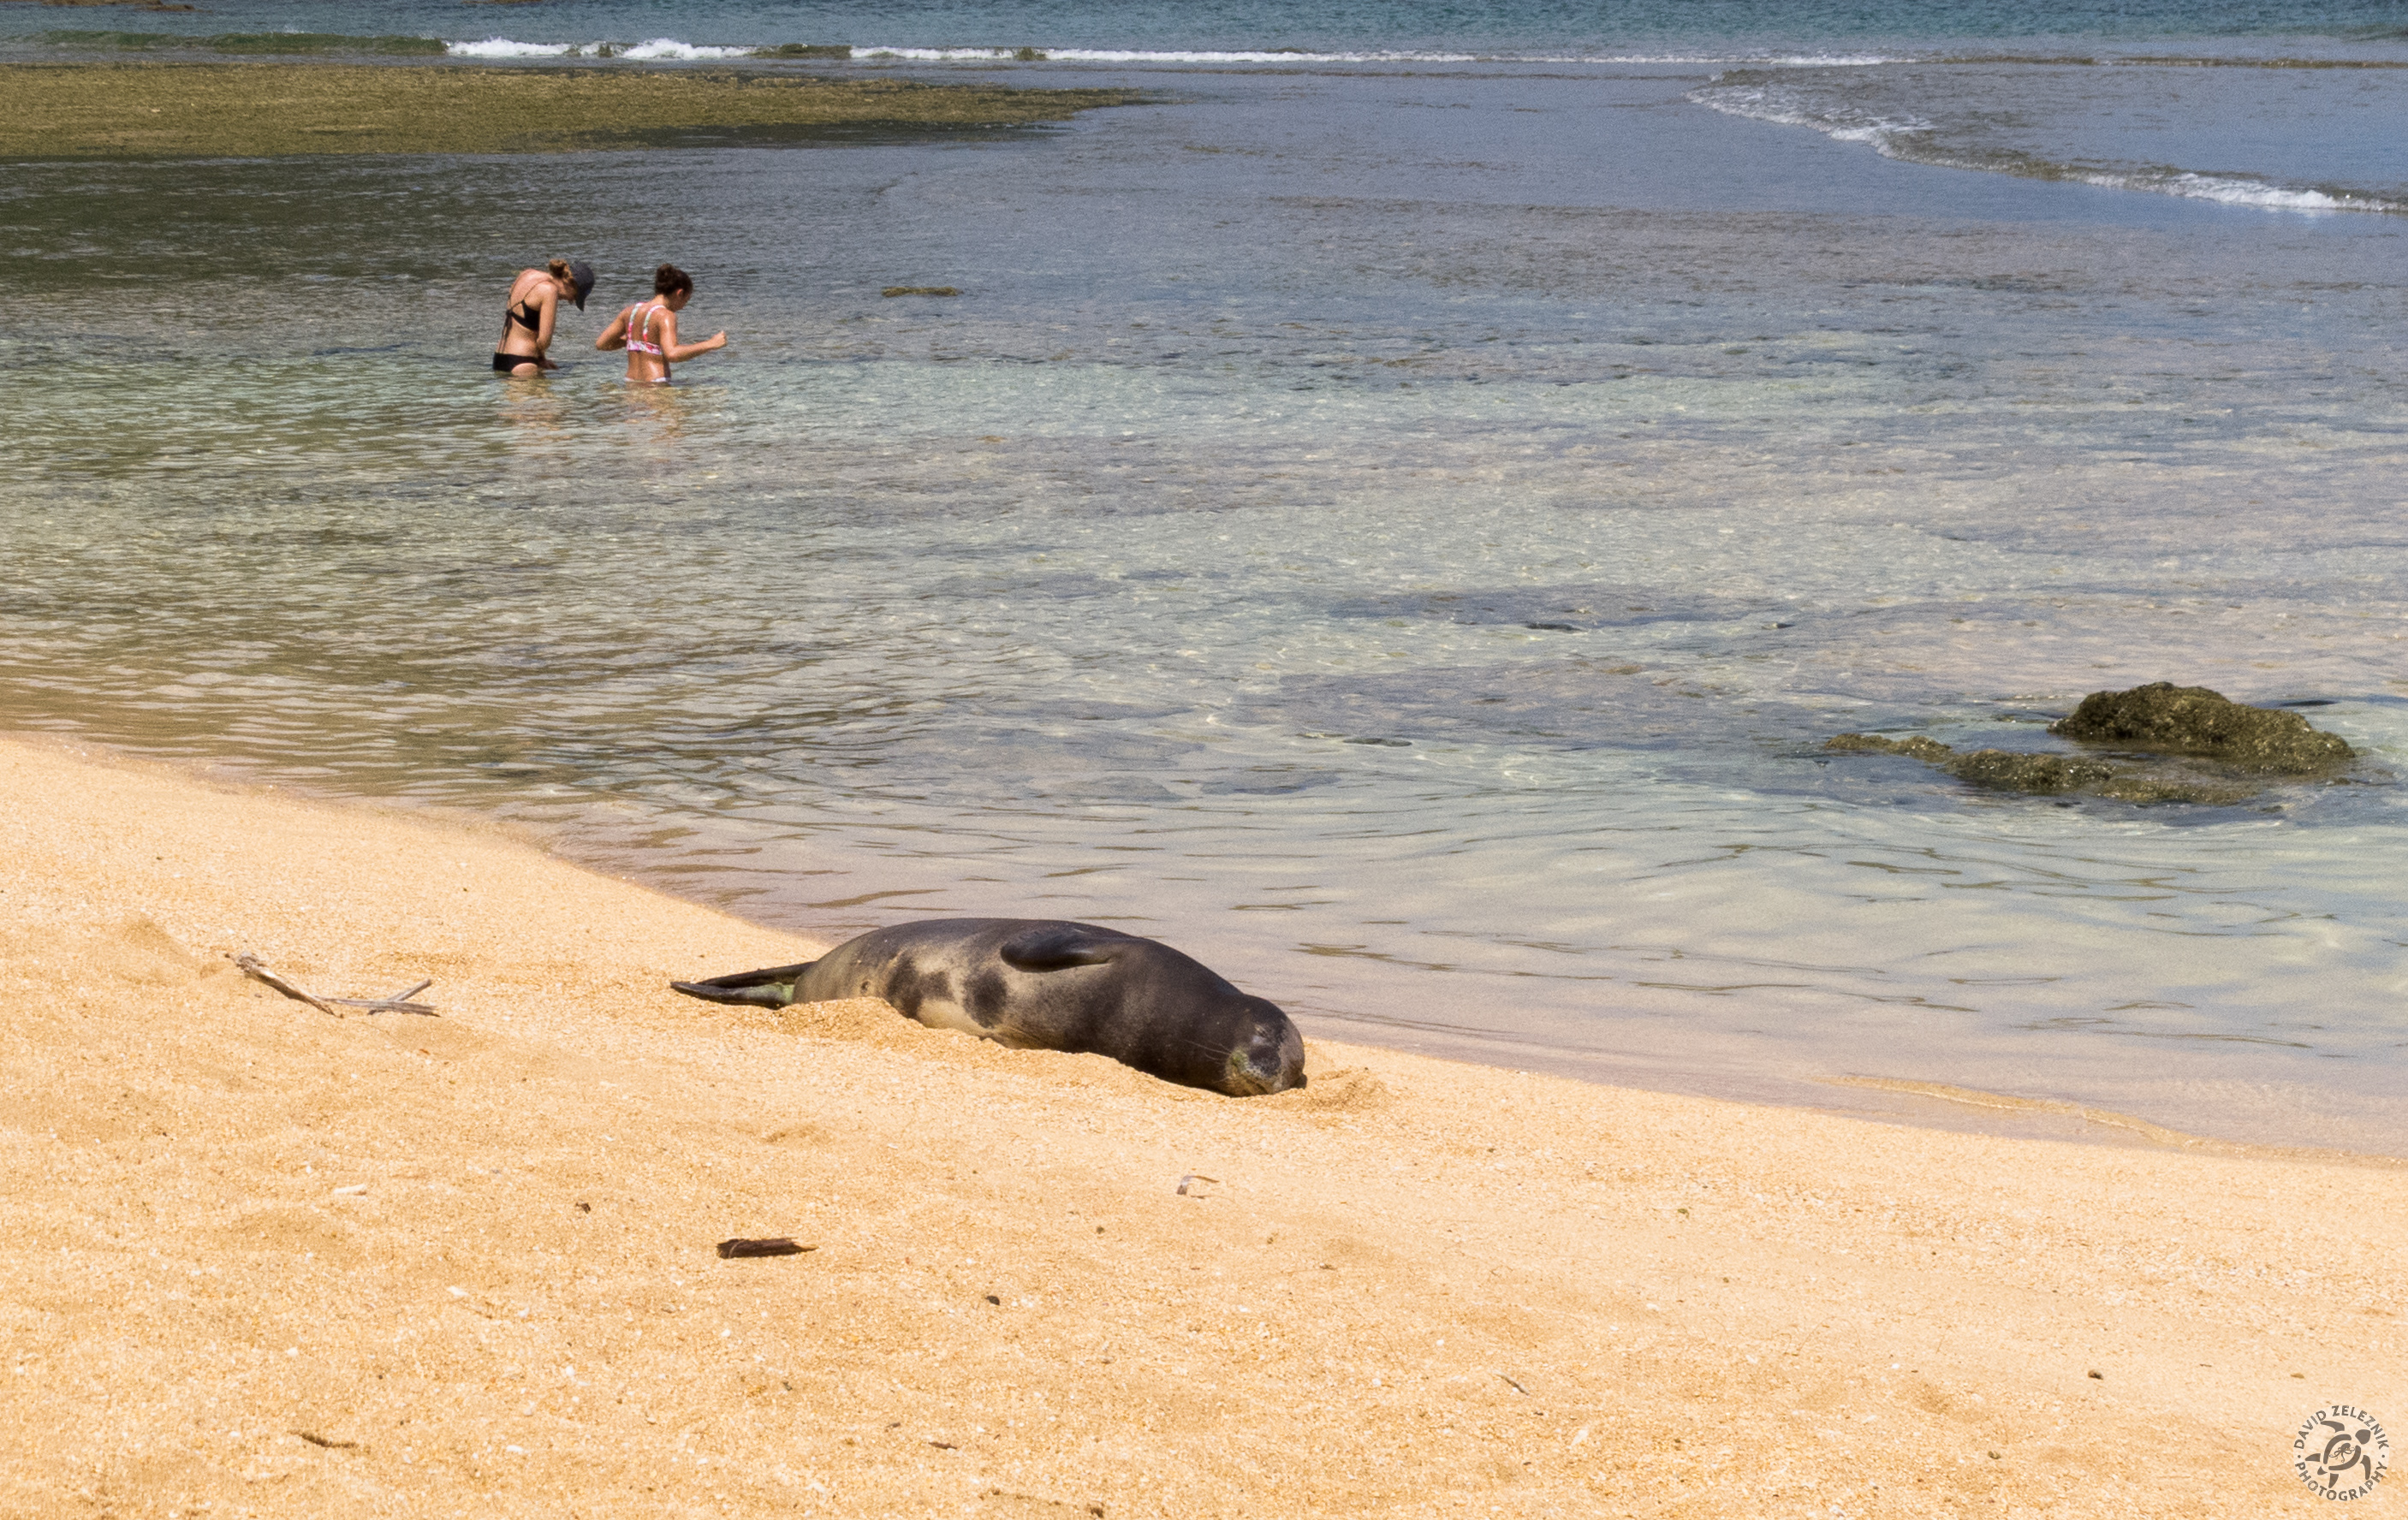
655, 306, 728, 363
595, 306, 631, 352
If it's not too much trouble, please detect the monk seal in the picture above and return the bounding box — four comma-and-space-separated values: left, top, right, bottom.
670, 918, 1306, 1097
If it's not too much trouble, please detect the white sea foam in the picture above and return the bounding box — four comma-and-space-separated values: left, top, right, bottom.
433, 38, 1908, 68
448, 37, 576, 58
444, 36, 751, 60
2096, 170, 2368, 212
1693, 81, 2393, 215
617, 38, 755, 60
1692, 83, 1931, 146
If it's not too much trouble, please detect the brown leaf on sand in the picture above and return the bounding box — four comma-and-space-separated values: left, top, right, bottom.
715, 1238, 815, 1259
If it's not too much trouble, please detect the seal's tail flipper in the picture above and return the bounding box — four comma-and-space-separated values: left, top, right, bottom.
669, 960, 817, 1008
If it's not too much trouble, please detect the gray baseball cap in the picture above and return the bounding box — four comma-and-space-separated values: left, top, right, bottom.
567, 260, 596, 309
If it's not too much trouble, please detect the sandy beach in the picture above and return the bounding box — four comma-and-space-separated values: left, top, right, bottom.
0, 63, 1137, 157
0, 732, 2398, 1517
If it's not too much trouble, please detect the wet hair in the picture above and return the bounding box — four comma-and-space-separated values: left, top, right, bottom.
653, 263, 694, 296
545, 258, 574, 283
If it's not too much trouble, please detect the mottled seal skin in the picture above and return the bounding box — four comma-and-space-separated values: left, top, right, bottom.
671, 918, 1306, 1097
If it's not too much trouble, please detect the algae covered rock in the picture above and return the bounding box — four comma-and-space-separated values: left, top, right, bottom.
2049, 682, 2352, 775
2087, 771, 2265, 807
1825, 733, 1954, 763
1821, 686, 2355, 805
1943, 750, 2114, 796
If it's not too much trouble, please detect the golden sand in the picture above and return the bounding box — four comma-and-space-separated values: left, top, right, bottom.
1, 732, 2400, 1516
0, 62, 1138, 157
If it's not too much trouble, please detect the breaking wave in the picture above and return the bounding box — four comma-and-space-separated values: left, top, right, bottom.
447, 36, 757, 60
440, 39, 1904, 67
1692, 76, 2405, 215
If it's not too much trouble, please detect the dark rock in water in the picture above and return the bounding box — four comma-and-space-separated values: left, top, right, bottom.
2049, 682, 2352, 775
882, 286, 960, 298
1826, 733, 1953, 763
1824, 725, 2297, 806
1944, 749, 2114, 796
2089, 771, 2265, 807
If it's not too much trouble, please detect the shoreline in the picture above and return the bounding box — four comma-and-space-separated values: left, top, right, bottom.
0, 61, 1141, 157
3, 729, 2401, 1514
17, 726, 2400, 1165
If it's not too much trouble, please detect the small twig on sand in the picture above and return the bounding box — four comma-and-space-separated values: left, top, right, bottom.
1495, 1372, 1531, 1395
324, 990, 439, 1016
231, 956, 437, 1016
233, 953, 339, 1017
1175, 1173, 1221, 1196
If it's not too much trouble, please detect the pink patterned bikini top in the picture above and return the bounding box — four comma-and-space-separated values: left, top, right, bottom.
625, 300, 666, 357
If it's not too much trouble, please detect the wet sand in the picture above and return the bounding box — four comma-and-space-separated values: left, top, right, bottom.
0, 62, 1138, 157
1, 731, 2400, 1517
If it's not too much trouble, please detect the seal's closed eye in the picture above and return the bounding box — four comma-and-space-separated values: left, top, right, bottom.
997, 926, 1129, 971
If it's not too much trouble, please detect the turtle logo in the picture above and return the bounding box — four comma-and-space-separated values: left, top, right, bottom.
2294, 1404, 2388, 1500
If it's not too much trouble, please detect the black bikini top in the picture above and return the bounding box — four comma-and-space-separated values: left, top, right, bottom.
508, 300, 542, 332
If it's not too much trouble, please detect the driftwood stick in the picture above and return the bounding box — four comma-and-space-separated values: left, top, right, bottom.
230, 956, 438, 1016
232, 953, 339, 1017
324, 996, 440, 1016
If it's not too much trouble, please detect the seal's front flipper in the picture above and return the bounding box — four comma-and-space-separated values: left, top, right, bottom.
669, 960, 817, 1008
997, 925, 1132, 972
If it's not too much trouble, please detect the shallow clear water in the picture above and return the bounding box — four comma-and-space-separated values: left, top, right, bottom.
7, 6, 2408, 1149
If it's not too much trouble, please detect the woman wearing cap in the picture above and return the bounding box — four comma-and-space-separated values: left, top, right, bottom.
493, 258, 594, 377
595, 263, 727, 385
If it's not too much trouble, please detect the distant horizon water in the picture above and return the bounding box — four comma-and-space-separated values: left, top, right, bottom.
6, 0, 2406, 1152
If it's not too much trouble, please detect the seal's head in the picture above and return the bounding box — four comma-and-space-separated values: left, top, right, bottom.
1221, 995, 1307, 1095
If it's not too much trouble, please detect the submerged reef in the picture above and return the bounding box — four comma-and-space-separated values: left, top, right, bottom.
1827, 683, 2356, 805
0, 63, 1139, 158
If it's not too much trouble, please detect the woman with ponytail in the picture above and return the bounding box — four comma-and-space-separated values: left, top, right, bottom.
596, 263, 728, 385
494, 258, 595, 377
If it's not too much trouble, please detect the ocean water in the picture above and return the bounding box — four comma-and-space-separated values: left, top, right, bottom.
6, 2, 2407, 1149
